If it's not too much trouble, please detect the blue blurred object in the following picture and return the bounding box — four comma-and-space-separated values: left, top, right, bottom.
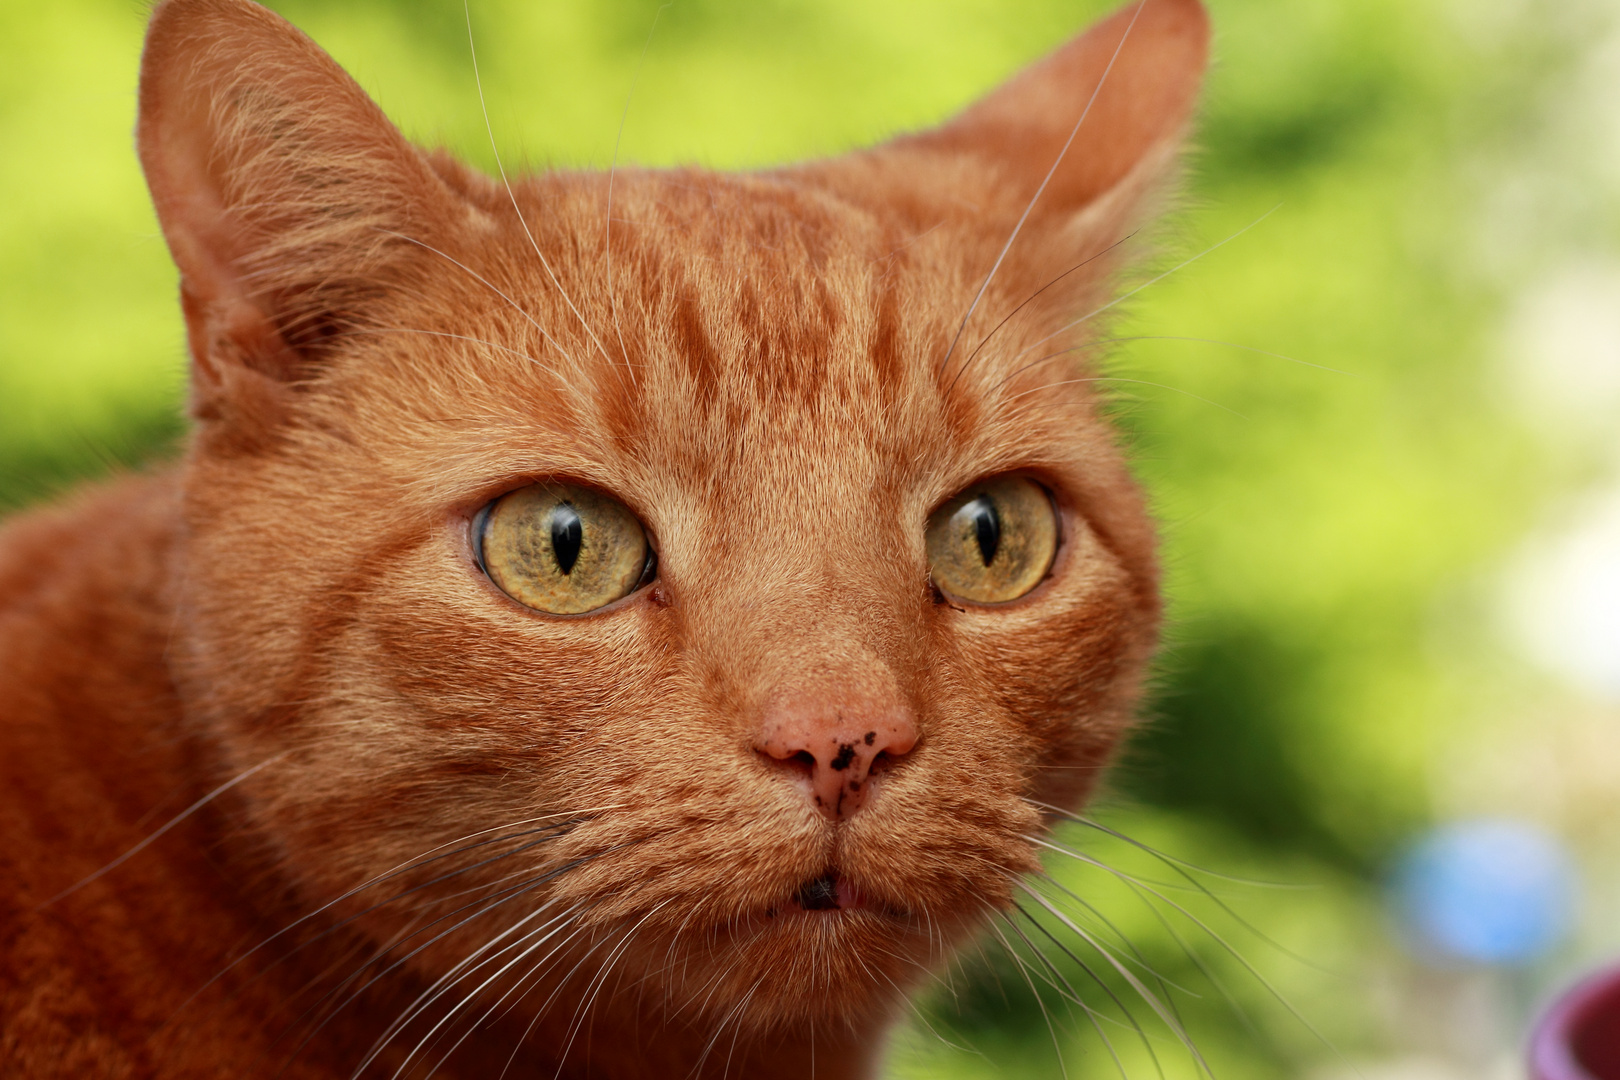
1394, 819, 1577, 965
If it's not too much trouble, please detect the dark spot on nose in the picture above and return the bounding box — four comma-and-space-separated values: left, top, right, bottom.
796, 872, 840, 911
829, 743, 856, 771
864, 731, 876, 745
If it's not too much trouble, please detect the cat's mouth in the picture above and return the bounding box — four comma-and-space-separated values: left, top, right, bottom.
772, 869, 897, 917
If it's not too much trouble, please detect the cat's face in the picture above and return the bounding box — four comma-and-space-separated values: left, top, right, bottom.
142, 0, 1203, 1041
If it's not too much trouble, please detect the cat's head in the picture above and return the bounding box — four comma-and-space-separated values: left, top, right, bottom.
139, 0, 1205, 1043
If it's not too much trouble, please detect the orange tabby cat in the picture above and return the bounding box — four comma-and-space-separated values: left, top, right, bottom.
0, 0, 1206, 1075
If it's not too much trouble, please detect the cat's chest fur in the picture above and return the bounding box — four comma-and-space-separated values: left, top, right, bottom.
0, 1, 1207, 1076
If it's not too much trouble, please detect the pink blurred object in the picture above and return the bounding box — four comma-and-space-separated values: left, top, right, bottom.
1533, 963, 1620, 1080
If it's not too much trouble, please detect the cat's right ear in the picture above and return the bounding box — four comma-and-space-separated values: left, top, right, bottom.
137, 0, 467, 440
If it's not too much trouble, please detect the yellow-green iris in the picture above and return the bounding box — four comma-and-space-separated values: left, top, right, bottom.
925, 476, 1058, 604
479, 483, 654, 615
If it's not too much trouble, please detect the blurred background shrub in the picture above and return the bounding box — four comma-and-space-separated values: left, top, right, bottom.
4, 0, 1618, 1076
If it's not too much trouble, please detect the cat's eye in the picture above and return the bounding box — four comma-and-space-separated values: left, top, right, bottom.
476, 483, 656, 615
925, 476, 1058, 605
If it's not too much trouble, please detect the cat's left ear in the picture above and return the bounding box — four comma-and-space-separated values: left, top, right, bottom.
137, 0, 473, 437
807, 0, 1208, 246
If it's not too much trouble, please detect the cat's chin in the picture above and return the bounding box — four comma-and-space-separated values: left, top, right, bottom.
635, 902, 944, 1032
444, 867, 988, 1036
626, 872, 1001, 1032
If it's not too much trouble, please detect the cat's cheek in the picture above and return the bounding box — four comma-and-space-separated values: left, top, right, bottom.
929, 521, 1155, 806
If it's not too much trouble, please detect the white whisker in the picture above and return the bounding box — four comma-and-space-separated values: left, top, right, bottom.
940, 1, 1152, 379
985, 910, 1076, 1079
604, 2, 674, 385
1011, 205, 1281, 363
380, 901, 584, 1080
1017, 880, 1213, 1077
376, 228, 576, 366
463, 0, 621, 379
42, 752, 286, 907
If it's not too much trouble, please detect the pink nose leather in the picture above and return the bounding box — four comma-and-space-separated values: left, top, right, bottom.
755, 701, 918, 821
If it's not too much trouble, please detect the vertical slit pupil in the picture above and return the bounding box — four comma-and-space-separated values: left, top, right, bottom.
550, 503, 583, 575
969, 496, 1000, 566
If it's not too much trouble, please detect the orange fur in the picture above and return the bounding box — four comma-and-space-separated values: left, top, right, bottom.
0, 1, 1207, 1075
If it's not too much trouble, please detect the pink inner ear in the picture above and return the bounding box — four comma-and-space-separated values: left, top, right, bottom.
147, 108, 287, 389
901, 0, 1209, 217
146, 122, 242, 319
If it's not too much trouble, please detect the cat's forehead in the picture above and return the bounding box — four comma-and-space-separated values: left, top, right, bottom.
321, 165, 1126, 532
442, 168, 1102, 478
513, 167, 957, 369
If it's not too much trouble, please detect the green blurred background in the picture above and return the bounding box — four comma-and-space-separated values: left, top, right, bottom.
5, 0, 1619, 1076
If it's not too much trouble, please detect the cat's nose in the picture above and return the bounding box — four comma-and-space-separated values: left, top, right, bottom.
754, 699, 918, 821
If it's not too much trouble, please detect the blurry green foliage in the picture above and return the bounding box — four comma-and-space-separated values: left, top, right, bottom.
891, 810, 1391, 1079
0, 0, 1564, 1073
